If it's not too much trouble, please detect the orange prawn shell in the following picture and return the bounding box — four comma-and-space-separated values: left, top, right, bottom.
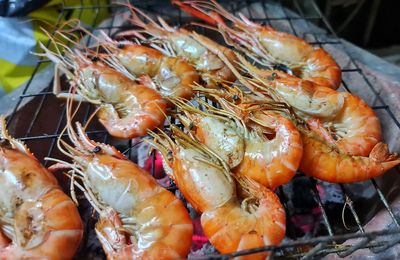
201, 188, 286, 258
234, 113, 303, 189
97, 86, 167, 139
78, 63, 167, 139
300, 131, 400, 183
117, 45, 199, 100
85, 153, 193, 259
0, 147, 83, 259
333, 93, 381, 156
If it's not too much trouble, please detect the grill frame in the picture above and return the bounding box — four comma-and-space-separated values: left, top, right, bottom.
4, 0, 400, 258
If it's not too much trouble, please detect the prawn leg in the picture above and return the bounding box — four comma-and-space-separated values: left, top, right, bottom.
95, 208, 128, 259
53, 64, 87, 102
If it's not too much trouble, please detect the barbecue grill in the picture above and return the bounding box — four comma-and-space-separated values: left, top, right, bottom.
3, 0, 400, 258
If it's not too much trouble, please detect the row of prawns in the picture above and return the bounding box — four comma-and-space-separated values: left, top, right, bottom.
1, 0, 400, 259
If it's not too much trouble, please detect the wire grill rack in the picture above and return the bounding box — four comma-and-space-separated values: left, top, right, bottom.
4, 0, 400, 258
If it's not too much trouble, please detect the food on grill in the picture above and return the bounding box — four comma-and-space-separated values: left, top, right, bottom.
171, 97, 246, 169
148, 126, 286, 257
301, 134, 400, 183
39, 40, 168, 139
233, 110, 303, 189
120, 3, 237, 88
173, 0, 342, 89
98, 38, 200, 100
236, 55, 345, 118
242, 67, 400, 182
19, 0, 400, 258
180, 87, 303, 189
0, 117, 83, 259
193, 31, 400, 183
305, 93, 381, 157
48, 117, 193, 259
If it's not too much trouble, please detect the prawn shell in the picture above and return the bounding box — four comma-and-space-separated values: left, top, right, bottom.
171, 147, 235, 213
300, 132, 400, 183
201, 189, 286, 257
253, 26, 341, 89
84, 154, 193, 259
234, 113, 303, 189
117, 45, 198, 100
0, 147, 83, 259
195, 116, 244, 169
333, 93, 382, 156
97, 84, 167, 139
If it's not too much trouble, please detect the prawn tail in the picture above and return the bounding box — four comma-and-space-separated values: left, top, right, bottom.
0, 117, 34, 158
370, 142, 400, 171
235, 174, 270, 200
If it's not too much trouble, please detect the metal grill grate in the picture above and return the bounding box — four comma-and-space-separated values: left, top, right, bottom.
4, 0, 400, 258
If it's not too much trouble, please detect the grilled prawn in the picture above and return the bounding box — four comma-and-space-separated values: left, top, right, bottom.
98, 36, 200, 100
299, 92, 400, 183
235, 110, 303, 189
119, 3, 237, 88
0, 117, 83, 259
174, 0, 341, 89
38, 38, 167, 139
188, 33, 344, 119
148, 127, 286, 258
48, 120, 193, 259
172, 95, 302, 189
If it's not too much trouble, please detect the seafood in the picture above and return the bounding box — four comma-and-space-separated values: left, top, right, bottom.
173, 0, 341, 89
170, 93, 302, 189
307, 92, 381, 157
300, 131, 400, 183
38, 36, 167, 139
188, 33, 344, 119
99, 38, 200, 100
171, 97, 246, 169
242, 74, 382, 157
246, 71, 400, 183
119, 3, 237, 88
47, 117, 193, 259
148, 126, 286, 257
236, 66, 399, 182
234, 110, 303, 189
197, 50, 398, 183
0, 117, 83, 259
216, 93, 303, 189
192, 83, 303, 189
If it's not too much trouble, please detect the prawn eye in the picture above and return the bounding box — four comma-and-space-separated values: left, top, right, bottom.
91, 56, 99, 62
117, 43, 125, 49
232, 95, 239, 101
167, 150, 173, 159
273, 63, 292, 74
0, 138, 10, 147
92, 146, 101, 153
267, 72, 278, 81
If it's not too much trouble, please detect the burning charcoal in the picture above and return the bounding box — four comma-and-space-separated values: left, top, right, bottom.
189, 242, 218, 258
